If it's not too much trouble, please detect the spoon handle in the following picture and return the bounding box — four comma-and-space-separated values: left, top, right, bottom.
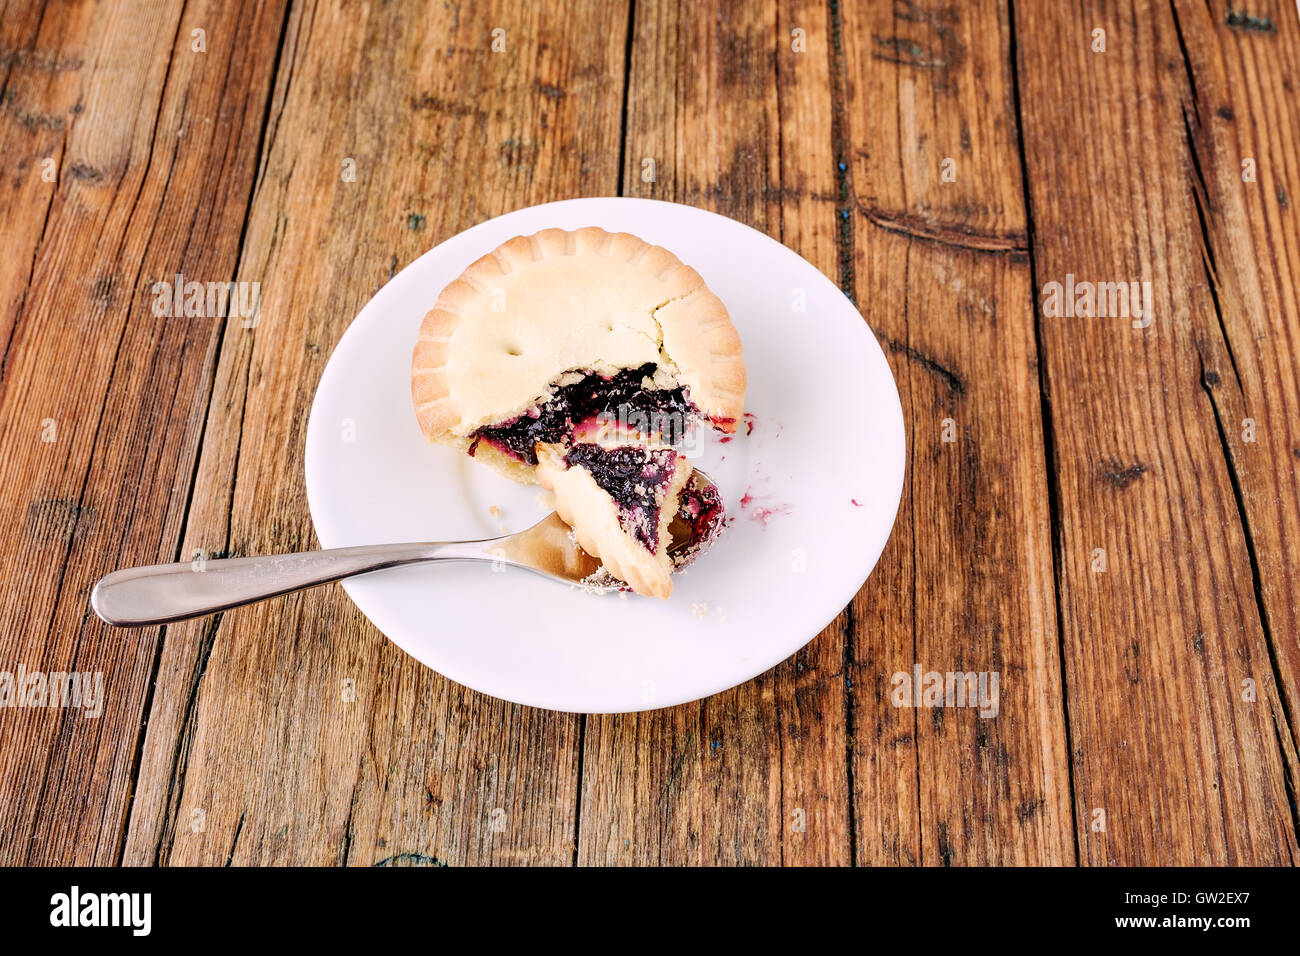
90, 541, 486, 627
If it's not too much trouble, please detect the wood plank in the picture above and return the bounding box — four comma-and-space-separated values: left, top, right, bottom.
838, 0, 1074, 864
1169, 0, 1300, 801
0, 0, 289, 865
122, 0, 630, 866
576, 0, 853, 866
1012, 0, 1297, 863
0, 0, 94, 358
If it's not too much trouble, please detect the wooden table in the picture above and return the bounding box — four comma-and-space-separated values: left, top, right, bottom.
1, 0, 1297, 867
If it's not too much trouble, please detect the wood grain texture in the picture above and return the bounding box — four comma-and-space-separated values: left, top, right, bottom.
121, 0, 629, 866
1012, 0, 1297, 864
0, 0, 287, 865
574, 0, 852, 866
0, 0, 1296, 867
1169, 0, 1300, 805
839, 0, 1073, 864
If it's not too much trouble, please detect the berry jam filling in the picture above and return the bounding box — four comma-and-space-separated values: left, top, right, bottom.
469, 363, 696, 465
669, 473, 726, 569
564, 442, 680, 551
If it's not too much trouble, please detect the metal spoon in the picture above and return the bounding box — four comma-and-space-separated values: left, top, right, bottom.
90, 512, 611, 627
91, 464, 719, 628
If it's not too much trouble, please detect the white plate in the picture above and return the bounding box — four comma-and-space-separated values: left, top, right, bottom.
304, 198, 904, 713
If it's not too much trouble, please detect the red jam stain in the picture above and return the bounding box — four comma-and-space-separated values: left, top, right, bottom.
742, 412, 756, 436
739, 481, 791, 528
851, 498, 864, 507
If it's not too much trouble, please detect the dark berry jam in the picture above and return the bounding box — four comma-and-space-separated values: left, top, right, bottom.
564, 443, 680, 550
469, 364, 696, 465
670, 474, 726, 568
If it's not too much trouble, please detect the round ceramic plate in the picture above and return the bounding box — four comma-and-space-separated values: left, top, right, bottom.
304, 198, 905, 713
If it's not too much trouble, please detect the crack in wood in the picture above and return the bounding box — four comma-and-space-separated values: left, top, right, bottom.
1172, 7, 1300, 848
1197, 345, 1300, 848
827, 0, 860, 867
1005, 0, 1081, 865
859, 205, 1029, 258
371, 851, 448, 867
879, 334, 965, 395
224, 811, 245, 866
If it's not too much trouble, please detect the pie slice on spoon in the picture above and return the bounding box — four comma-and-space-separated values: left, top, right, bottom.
535, 442, 692, 599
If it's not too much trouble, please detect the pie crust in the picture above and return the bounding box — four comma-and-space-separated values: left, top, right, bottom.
411, 227, 745, 482
535, 442, 691, 599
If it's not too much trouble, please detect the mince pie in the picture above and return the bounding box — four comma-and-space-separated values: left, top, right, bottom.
411, 227, 745, 597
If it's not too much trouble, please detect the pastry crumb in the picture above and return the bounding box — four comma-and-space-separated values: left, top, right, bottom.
578, 566, 625, 593
691, 601, 709, 618
489, 504, 501, 517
